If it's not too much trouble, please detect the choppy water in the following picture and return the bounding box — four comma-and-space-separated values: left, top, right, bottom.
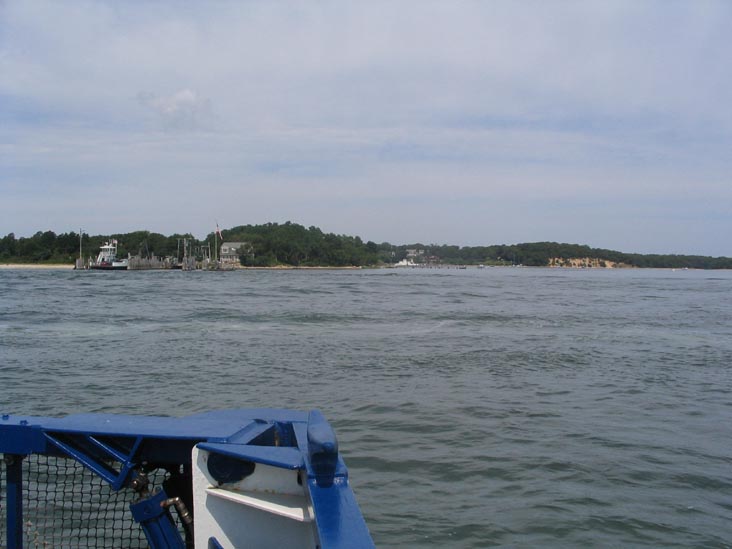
1, 267, 731, 547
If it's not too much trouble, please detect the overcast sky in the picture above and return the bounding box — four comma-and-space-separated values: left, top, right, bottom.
2, 1, 731, 255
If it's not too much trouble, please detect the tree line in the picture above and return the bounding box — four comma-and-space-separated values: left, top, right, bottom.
0, 230, 197, 264
219, 222, 384, 267
409, 241, 732, 269
2, 224, 732, 269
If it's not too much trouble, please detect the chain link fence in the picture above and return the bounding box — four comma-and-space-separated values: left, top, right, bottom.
1, 454, 185, 548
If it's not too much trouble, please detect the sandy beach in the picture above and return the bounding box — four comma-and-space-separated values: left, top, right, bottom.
0, 264, 74, 270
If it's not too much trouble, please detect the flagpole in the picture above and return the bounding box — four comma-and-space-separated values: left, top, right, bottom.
215, 223, 219, 263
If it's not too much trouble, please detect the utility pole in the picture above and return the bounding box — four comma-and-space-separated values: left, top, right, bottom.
77, 228, 84, 269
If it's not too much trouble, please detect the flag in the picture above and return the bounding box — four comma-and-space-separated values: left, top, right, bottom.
216, 224, 223, 240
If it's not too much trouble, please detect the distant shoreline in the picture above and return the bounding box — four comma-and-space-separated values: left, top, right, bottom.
2, 263, 725, 271
0, 263, 362, 271
234, 265, 362, 270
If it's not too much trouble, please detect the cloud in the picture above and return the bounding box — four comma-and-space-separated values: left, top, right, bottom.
137, 89, 213, 131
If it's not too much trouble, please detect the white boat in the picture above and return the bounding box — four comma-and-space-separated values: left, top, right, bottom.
89, 239, 129, 270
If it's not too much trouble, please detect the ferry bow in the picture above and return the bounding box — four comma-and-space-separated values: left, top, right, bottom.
0, 409, 374, 548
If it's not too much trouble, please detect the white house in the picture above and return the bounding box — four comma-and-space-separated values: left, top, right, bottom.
220, 242, 249, 263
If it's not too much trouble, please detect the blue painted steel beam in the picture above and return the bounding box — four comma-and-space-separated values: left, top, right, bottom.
44, 433, 122, 487
309, 478, 375, 549
5, 455, 23, 549
130, 489, 185, 549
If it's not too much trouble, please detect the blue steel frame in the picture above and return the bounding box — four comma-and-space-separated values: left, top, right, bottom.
0, 409, 374, 549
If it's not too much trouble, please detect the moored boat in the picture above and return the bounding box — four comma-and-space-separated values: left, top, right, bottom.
89, 239, 129, 270
0, 408, 373, 548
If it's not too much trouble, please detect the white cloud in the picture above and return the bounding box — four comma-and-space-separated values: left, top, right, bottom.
137, 89, 213, 131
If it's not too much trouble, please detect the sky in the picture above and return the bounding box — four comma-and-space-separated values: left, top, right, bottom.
1, 1, 731, 255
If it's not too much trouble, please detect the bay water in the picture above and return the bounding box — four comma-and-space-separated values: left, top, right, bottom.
1, 267, 731, 547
